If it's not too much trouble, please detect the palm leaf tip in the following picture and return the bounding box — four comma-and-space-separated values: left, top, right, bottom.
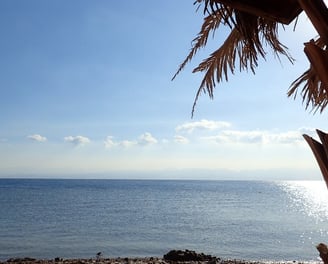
174, 2, 296, 116
288, 37, 328, 113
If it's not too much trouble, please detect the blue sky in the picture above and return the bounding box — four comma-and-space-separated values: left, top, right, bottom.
1, 1, 328, 179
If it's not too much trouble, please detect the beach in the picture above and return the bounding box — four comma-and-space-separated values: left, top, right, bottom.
0, 250, 323, 264
0, 256, 319, 264
1, 257, 166, 264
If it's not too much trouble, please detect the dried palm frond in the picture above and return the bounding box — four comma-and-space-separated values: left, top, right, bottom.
287, 37, 328, 113
171, 13, 222, 81
288, 67, 326, 113
173, 1, 294, 117
201, 0, 236, 27
172, 4, 234, 81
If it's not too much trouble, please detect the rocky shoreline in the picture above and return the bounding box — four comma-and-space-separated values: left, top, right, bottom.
0, 250, 322, 264
0, 258, 311, 264
0, 257, 318, 264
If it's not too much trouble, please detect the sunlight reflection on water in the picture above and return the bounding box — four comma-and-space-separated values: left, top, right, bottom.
279, 181, 328, 218
278, 180, 328, 238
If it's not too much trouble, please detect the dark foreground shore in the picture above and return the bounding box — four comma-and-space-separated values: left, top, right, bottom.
0, 258, 319, 264
0, 250, 322, 264
0, 257, 321, 264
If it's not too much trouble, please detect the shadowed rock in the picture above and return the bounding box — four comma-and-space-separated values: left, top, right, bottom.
163, 250, 217, 262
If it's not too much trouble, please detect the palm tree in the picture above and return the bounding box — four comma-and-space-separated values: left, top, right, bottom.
173, 0, 328, 117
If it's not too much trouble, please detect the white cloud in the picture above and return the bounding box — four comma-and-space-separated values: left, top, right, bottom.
103, 133, 157, 149
298, 127, 316, 137
268, 131, 304, 144
103, 136, 136, 149
104, 136, 117, 148
174, 135, 189, 144
204, 129, 304, 145
64, 135, 90, 146
27, 134, 47, 142
176, 119, 231, 133
120, 140, 137, 148
206, 130, 264, 144
138, 132, 158, 145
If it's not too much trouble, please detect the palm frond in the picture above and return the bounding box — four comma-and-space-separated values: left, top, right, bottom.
201, 0, 236, 28
257, 18, 294, 63
190, 13, 294, 116
287, 37, 328, 113
172, 12, 223, 81
173, 1, 294, 117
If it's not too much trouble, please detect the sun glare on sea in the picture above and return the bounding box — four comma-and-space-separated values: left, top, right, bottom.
279, 181, 328, 222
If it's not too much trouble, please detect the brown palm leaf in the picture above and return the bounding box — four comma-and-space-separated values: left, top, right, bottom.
287, 37, 328, 113
172, 11, 226, 81
173, 1, 294, 116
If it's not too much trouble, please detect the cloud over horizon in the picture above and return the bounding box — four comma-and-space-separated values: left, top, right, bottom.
104, 136, 116, 148
104, 132, 158, 149
24, 121, 311, 149
138, 132, 157, 146
102, 121, 311, 150
64, 135, 90, 146
203, 129, 305, 145
174, 135, 189, 144
176, 119, 231, 133
27, 134, 47, 142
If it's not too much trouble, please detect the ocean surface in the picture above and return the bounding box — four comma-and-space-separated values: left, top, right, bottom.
1, 179, 328, 262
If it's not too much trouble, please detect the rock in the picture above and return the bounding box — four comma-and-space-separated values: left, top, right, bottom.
163, 249, 217, 262
317, 243, 328, 264
6, 257, 37, 263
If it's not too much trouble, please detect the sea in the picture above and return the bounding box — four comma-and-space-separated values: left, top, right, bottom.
1, 179, 328, 262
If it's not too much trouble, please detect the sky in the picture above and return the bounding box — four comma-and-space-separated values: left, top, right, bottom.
1, 1, 328, 180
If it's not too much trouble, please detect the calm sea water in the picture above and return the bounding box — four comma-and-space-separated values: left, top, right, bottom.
1, 179, 328, 261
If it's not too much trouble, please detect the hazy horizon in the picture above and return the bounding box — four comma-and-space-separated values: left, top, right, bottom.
0, 167, 324, 181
